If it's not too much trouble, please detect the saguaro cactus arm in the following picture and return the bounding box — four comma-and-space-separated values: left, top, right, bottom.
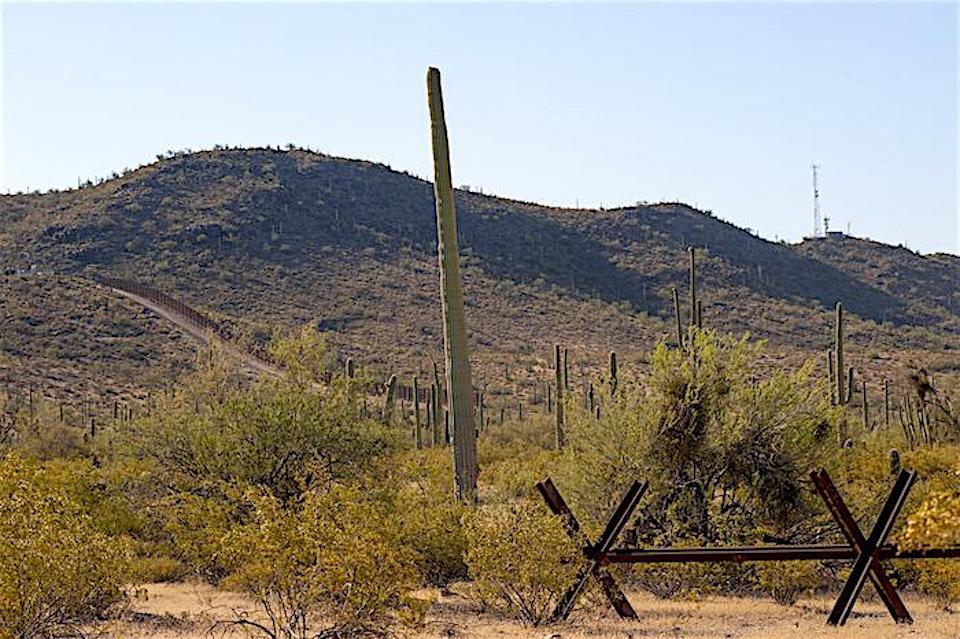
427, 67, 478, 502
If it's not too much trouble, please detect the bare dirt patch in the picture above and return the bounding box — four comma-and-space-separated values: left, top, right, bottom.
94, 582, 959, 639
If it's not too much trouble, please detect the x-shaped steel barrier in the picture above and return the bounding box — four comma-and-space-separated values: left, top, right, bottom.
811, 468, 914, 625
536, 477, 646, 623
538, 468, 957, 626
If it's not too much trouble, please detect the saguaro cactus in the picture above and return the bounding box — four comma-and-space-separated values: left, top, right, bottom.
672, 287, 684, 348
862, 379, 869, 431
609, 350, 618, 394
827, 349, 836, 405
688, 246, 698, 329
427, 67, 478, 502
413, 376, 422, 449
834, 302, 845, 405
430, 384, 439, 446
555, 344, 565, 449
883, 379, 890, 428
845, 367, 855, 404
383, 374, 397, 424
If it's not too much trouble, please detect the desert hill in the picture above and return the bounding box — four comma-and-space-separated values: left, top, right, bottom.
2, 147, 958, 402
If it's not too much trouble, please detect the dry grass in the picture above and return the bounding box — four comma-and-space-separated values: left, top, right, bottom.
94, 581, 959, 639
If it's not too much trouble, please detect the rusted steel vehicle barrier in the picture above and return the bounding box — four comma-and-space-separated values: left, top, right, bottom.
537, 468, 960, 626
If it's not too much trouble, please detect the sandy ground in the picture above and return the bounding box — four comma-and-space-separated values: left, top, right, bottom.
93, 581, 960, 639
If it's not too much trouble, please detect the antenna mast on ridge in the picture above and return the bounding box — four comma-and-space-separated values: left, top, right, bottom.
812, 163, 822, 237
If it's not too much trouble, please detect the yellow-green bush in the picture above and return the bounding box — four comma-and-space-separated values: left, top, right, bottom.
0, 453, 132, 639
120, 355, 399, 500
221, 483, 425, 638
390, 449, 469, 586
899, 484, 960, 608
632, 561, 749, 600
753, 560, 821, 605
463, 499, 585, 626
556, 330, 841, 545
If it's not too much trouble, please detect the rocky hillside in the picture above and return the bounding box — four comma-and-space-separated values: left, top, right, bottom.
2, 147, 958, 400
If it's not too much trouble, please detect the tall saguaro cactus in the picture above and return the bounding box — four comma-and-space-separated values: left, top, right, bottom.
835, 302, 845, 405
688, 246, 698, 329
555, 344, 565, 449
413, 376, 422, 449
672, 287, 684, 348
383, 374, 397, 424
609, 351, 618, 394
427, 67, 478, 502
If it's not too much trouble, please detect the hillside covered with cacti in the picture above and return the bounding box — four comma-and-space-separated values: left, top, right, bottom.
1, 147, 958, 401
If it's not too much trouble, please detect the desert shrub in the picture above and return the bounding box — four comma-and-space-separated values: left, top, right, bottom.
0, 453, 132, 639
902, 489, 960, 549
121, 351, 398, 500
753, 561, 821, 605
899, 485, 960, 608
556, 330, 841, 547
463, 499, 585, 626
267, 323, 328, 386
220, 484, 424, 638
908, 560, 960, 609
632, 561, 750, 600
144, 481, 245, 582
390, 448, 469, 586
479, 416, 559, 501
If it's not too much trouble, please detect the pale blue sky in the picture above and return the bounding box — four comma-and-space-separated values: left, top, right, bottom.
2, 1, 957, 253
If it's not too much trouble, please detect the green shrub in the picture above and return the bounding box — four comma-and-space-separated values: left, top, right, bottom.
391, 449, 469, 587
220, 484, 425, 638
120, 354, 398, 500
463, 499, 585, 626
753, 561, 821, 605
146, 482, 242, 581
556, 330, 840, 546
632, 561, 749, 600
913, 560, 960, 609
0, 453, 132, 639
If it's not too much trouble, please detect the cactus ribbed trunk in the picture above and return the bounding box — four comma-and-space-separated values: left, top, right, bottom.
430, 384, 439, 446
835, 302, 844, 405
383, 374, 397, 424
672, 287, 684, 348
862, 380, 869, 431
478, 390, 485, 433
555, 344, 565, 449
883, 379, 890, 428
688, 246, 698, 329
609, 351, 618, 394
827, 349, 836, 405
413, 377, 422, 449
427, 67, 478, 502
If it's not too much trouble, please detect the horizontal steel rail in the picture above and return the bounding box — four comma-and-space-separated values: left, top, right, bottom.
602, 544, 960, 564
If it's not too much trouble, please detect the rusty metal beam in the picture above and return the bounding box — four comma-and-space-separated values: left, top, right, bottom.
603, 543, 960, 563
